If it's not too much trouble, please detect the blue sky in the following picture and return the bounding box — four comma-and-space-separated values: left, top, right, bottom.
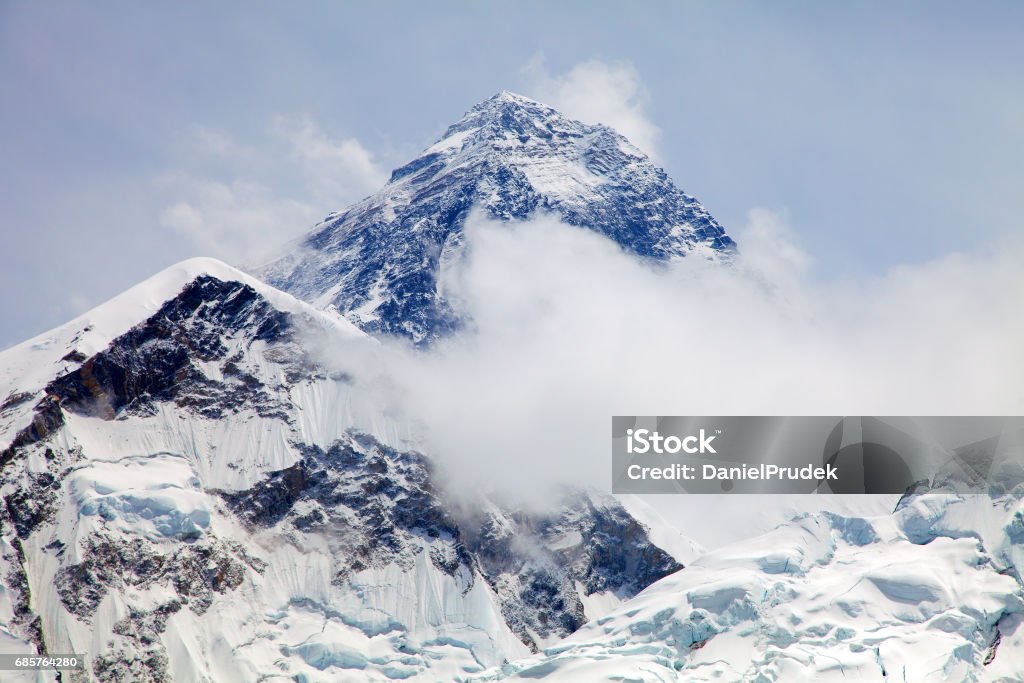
1, 1, 1022, 348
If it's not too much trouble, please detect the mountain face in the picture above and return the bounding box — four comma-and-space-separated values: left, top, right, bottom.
0, 259, 684, 682
475, 488, 1024, 682
259, 91, 734, 344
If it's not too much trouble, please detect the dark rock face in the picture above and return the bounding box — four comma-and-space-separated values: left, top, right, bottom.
219, 433, 473, 584
557, 494, 683, 598
93, 645, 171, 683
464, 491, 683, 650
0, 396, 64, 471
55, 535, 257, 621
4, 471, 61, 538
260, 92, 734, 344
0, 391, 34, 413
49, 533, 262, 682
5, 539, 45, 654
47, 276, 296, 421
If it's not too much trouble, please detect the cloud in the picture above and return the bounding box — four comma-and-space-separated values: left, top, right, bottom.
318, 211, 1024, 505
190, 126, 262, 164
272, 114, 387, 205
525, 57, 661, 158
157, 117, 386, 266
157, 177, 319, 264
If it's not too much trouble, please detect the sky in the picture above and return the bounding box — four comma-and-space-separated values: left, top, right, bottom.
1, 1, 1023, 348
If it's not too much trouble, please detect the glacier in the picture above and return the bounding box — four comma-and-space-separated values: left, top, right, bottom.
470, 490, 1024, 682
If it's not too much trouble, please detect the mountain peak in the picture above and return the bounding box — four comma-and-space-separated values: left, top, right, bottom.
435, 90, 569, 151
491, 89, 541, 104
472, 90, 548, 112
258, 93, 734, 343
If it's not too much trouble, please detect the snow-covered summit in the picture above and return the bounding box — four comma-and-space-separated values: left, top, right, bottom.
0, 257, 362, 455
258, 92, 735, 343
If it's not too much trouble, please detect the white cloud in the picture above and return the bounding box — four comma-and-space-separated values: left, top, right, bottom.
272, 114, 387, 205
190, 126, 261, 164
158, 117, 386, 266
158, 176, 318, 265
317, 211, 1024, 505
525, 57, 661, 159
